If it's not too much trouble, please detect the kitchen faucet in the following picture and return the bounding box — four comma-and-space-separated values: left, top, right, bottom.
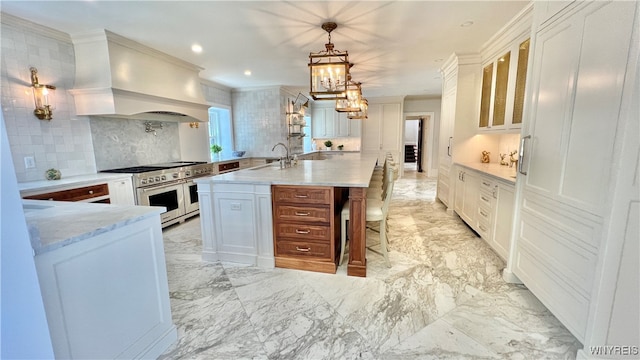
271, 142, 291, 168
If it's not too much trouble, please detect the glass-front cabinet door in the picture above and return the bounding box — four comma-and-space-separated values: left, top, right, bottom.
479, 63, 493, 128
512, 38, 530, 125
492, 51, 511, 127
478, 37, 530, 132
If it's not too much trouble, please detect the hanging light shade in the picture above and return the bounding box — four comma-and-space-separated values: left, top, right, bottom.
347, 98, 368, 119
335, 74, 362, 113
308, 22, 349, 101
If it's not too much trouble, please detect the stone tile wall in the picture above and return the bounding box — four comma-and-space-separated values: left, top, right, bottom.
1, 14, 96, 182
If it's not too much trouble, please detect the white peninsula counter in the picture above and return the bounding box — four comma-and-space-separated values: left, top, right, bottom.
24, 200, 177, 359
195, 155, 378, 277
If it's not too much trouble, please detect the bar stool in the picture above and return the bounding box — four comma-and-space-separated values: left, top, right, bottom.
340, 167, 396, 267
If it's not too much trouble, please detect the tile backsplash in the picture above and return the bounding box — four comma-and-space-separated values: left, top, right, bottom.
90, 117, 181, 170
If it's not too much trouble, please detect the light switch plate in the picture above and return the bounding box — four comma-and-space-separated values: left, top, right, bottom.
24, 156, 35, 169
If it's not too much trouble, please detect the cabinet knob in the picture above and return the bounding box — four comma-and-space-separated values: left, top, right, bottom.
88, 190, 94, 194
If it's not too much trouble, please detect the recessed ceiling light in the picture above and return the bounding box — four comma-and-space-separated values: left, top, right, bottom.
460, 21, 474, 27
244, 70, 252, 76
191, 44, 203, 53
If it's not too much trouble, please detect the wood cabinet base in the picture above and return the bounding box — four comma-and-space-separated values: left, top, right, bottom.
275, 257, 337, 274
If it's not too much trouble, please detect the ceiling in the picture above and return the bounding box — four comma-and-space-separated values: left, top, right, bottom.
1, 1, 529, 99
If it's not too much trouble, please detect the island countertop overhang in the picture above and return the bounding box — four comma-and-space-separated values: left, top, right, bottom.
194, 156, 379, 188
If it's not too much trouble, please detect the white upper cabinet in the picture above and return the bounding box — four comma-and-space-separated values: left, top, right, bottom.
478, 5, 533, 132
311, 103, 359, 139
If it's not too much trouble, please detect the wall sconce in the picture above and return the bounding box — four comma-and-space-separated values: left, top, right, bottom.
30, 67, 56, 120
189, 122, 199, 128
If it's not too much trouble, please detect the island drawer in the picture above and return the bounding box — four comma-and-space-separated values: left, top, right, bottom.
272, 186, 332, 205
274, 205, 331, 223
275, 223, 331, 242
275, 240, 331, 259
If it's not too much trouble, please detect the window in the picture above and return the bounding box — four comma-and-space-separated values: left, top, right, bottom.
208, 107, 233, 160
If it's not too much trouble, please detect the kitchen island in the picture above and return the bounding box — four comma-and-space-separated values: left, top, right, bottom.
195, 154, 378, 277
24, 199, 177, 359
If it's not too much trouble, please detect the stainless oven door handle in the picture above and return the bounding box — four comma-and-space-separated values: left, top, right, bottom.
139, 181, 185, 192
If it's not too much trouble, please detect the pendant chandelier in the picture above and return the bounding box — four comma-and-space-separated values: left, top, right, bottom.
347, 98, 368, 119
335, 73, 363, 112
308, 22, 350, 101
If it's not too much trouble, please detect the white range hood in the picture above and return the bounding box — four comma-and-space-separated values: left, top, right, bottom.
69, 29, 209, 122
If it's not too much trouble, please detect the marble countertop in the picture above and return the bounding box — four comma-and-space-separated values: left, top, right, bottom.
23, 199, 164, 255
196, 154, 378, 188
18, 173, 133, 194
456, 162, 517, 184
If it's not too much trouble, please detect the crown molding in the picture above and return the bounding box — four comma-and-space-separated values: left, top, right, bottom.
1, 12, 71, 43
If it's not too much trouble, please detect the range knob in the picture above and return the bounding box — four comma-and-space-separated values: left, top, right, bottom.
155, 176, 161, 181
172, 173, 179, 179
161, 175, 167, 180
148, 178, 154, 183
185, 171, 191, 176
141, 179, 147, 184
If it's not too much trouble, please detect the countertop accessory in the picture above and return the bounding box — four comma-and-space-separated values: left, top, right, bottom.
232, 150, 246, 157
308, 22, 349, 101
500, 153, 509, 166
338, 145, 344, 150
30, 67, 56, 120
45, 168, 61, 180
324, 140, 333, 150
481, 151, 490, 163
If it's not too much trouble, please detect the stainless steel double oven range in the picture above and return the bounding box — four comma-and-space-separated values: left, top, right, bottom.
102, 161, 213, 227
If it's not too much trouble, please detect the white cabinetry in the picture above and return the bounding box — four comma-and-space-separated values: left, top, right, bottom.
311, 104, 360, 139
35, 215, 176, 359
478, 5, 532, 132
491, 181, 514, 260
361, 100, 403, 162
509, 1, 638, 345
108, 177, 135, 205
436, 54, 482, 209
454, 168, 479, 226
454, 166, 516, 261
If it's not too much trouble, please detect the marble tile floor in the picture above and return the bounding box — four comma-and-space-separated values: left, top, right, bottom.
159, 170, 581, 359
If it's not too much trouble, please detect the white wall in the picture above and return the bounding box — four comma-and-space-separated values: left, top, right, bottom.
1, 110, 54, 358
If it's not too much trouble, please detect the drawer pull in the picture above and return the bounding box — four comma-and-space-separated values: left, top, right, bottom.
48, 198, 54, 201
295, 211, 310, 216
480, 210, 488, 217
294, 194, 308, 198
295, 246, 311, 252
482, 181, 491, 187
295, 229, 311, 234
479, 224, 487, 232
481, 195, 489, 202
